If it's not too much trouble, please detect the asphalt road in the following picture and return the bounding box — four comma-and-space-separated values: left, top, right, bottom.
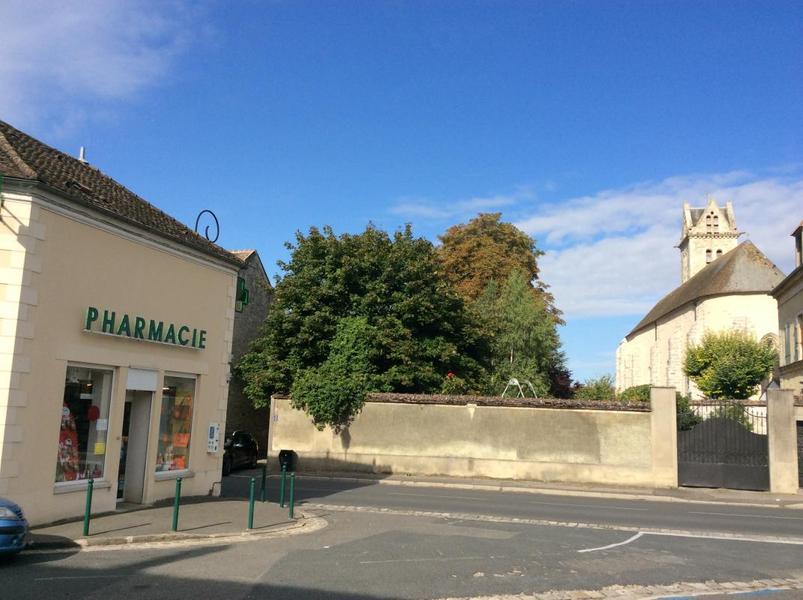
222, 471, 803, 540
3, 473, 802, 599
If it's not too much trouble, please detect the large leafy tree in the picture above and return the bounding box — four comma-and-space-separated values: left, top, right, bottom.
476, 270, 567, 396
236, 224, 490, 427
437, 213, 560, 321
684, 330, 776, 399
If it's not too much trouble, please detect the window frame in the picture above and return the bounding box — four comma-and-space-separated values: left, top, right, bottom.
55, 362, 117, 488
155, 372, 198, 474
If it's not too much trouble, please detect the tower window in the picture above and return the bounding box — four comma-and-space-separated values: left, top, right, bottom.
713, 215, 719, 229
716, 249, 722, 257
706, 249, 712, 263
705, 214, 712, 229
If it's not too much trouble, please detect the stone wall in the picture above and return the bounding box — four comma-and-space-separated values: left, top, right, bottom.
268, 388, 678, 488
226, 252, 272, 456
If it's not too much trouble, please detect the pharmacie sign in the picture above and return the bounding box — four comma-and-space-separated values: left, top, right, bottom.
84, 307, 207, 349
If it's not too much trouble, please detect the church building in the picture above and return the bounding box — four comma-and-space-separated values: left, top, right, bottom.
616, 200, 784, 399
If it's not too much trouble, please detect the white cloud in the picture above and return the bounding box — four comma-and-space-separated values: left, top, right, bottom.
390, 187, 534, 221
517, 171, 803, 319
0, 0, 202, 132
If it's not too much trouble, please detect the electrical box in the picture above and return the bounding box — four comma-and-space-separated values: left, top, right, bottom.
207, 422, 220, 453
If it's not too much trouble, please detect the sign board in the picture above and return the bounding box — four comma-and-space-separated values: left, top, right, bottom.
207, 422, 220, 453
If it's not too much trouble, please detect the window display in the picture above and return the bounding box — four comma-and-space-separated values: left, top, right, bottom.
156, 375, 195, 472
56, 365, 113, 483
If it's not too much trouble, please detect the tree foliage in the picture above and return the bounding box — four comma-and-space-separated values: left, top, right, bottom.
618, 384, 651, 404
573, 374, 616, 401
437, 213, 560, 321
477, 270, 566, 396
235, 224, 490, 427
684, 330, 776, 399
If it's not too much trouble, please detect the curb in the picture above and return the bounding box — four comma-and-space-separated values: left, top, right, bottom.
27, 511, 324, 551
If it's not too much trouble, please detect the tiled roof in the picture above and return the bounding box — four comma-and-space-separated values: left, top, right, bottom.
628, 241, 784, 337
0, 120, 242, 267
230, 249, 256, 261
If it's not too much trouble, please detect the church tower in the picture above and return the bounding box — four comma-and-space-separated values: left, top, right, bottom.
678, 199, 740, 283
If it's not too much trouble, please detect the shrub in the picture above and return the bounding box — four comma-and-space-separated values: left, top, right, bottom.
574, 374, 616, 401
685, 330, 776, 399
676, 393, 702, 431
618, 384, 651, 404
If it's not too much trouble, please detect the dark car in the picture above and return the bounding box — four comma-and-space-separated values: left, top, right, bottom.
222, 431, 259, 475
0, 497, 29, 556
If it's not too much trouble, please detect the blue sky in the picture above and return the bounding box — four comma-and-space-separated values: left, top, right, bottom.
2, 1, 802, 381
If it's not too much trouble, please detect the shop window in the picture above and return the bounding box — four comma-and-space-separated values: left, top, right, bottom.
156, 375, 195, 472
56, 365, 114, 483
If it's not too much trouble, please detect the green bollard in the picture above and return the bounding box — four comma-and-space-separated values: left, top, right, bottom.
172, 477, 183, 532
248, 477, 256, 529
288, 472, 296, 519
279, 464, 287, 507
82, 479, 94, 537
260, 463, 267, 503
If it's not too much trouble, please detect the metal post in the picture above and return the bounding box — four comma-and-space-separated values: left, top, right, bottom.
248, 477, 256, 529
260, 463, 267, 503
279, 464, 287, 507
172, 477, 183, 532
82, 479, 94, 537
288, 473, 296, 519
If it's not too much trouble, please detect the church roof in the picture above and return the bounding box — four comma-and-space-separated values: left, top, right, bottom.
627, 241, 784, 338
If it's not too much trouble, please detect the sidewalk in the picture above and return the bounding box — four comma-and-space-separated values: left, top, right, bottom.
29, 496, 314, 550
290, 469, 803, 509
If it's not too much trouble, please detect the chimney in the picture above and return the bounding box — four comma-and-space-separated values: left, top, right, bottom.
78, 146, 87, 164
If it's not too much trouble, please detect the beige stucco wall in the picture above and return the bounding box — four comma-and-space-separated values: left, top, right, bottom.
775, 269, 803, 394
617, 293, 779, 399
0, 190, 237, 524
269, 392, 677, 488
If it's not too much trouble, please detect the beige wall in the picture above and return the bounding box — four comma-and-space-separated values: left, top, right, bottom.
775, 269, 803, 394
269, 390, 678, 488
0, 191, 237, 524
617, 293, 779, 399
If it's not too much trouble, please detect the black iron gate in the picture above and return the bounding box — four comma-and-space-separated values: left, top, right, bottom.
677, 400, 769, 491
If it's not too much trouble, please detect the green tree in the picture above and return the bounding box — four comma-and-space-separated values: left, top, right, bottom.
479, 270, 566, 397
684, 330, 776, 399
235, 224, 491, 427
573, 374, 616, 401
437, 213, 560, 321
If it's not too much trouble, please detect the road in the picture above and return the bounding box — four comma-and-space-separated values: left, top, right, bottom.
224, 471, 803, 540
2, 472, 802, 599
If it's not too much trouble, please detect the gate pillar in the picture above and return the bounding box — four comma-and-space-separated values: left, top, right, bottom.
767, 389, 798, 494
650, 386, 678, 488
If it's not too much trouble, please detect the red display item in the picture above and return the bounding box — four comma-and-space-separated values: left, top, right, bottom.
87, 405, 100, 422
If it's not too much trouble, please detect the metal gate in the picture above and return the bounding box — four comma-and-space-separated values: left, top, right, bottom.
677, 400, 769, 491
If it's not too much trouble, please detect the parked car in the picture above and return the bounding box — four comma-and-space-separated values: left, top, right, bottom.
0, 497, 29, 556
222, 431, 259, 475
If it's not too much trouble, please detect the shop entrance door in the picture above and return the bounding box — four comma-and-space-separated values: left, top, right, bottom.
117, 390, 152, 503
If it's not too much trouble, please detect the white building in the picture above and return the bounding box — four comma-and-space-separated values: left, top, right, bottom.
616, 200, 784, 398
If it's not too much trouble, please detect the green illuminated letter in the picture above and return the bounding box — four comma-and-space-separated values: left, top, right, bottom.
85, 307, 99, 330
134, 317, 146, 339
102, 310, 116, 334
198, 330, 207, 349
164, 324, 177, 344
117, 314, 131, 337
148, 320, 164, 342
178, 325, 190, 346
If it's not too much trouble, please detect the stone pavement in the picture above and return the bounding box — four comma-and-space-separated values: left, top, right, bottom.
29, 496, 307, 549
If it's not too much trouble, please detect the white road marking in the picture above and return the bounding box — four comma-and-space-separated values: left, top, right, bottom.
389, 492, 488, 501
577, 532, 643, 553
688, 510, 803, 521
387, 490, 649, 511
359, 555, 499, 564
34, 575, 118, 581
